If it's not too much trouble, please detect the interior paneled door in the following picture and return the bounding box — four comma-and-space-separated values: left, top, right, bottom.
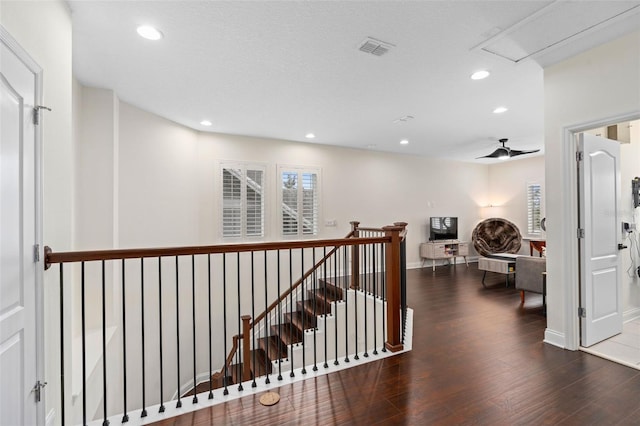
0, 29, 41, 425
578, 133, 623, 347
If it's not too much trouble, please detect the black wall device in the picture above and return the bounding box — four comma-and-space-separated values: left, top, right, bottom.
633, 177, 640, 208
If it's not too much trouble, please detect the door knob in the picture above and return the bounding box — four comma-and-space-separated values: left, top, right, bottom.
618, 243, 628, 250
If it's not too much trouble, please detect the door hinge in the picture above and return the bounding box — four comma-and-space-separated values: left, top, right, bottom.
33, 105, 52, 125
576, 151, 584, 161
578, 307, 586, 318
34, 244, 40, 262
577, 228, 585, 238
32, 380, 47, 403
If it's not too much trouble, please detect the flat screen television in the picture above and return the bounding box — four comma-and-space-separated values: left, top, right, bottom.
429, 217, 458, 241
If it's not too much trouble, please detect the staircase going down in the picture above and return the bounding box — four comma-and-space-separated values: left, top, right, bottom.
185, 277, 349, 396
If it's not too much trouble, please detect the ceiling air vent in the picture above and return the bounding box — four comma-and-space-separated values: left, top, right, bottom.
358, 37, 395, 56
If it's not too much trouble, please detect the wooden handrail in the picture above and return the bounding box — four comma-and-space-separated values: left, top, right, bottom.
47, 220, 406, 391
251, 243, 343, 327
44, 234, 385, 268
354, 227, 385, 233
212, 333, 242, 386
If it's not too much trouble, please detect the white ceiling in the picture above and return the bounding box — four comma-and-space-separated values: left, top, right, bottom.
69, 1, 640, 162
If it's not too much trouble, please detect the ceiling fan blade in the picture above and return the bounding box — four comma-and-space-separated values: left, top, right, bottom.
509, 149, 541, 157
476, 147, 510, 159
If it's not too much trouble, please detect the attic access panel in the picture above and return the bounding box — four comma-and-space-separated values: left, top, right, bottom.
478, 1, 640, 63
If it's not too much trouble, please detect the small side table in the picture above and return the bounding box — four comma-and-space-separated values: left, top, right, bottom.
530, 240, 546, 257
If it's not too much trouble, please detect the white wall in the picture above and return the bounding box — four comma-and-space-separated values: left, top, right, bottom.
487, 155, 545, 255
0, 1, 73, 424
544, 31, 640, 349
118, 101, 202, 247
75, 86, 118, 250
108, 96, 490, 263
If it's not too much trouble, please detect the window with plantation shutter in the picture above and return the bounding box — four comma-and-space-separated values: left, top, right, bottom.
527, 182, 543, 235
279, 166, 320, 236
221, 164, 265, 238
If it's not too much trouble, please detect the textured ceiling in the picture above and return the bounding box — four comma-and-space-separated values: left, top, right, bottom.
69, 1, 640, 162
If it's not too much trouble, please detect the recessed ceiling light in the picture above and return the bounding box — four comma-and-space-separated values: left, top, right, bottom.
471, 70, 490, 80
400, 139, 409, 145
305, 133, 315, 139
137, 25, 163, 41
493, 106, 508, 114
200, 120, 212, 126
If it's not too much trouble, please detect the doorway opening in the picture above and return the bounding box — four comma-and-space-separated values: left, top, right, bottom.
577, 119, 640, 369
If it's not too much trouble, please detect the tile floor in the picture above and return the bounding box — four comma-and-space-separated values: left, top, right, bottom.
581, 317, 640, 369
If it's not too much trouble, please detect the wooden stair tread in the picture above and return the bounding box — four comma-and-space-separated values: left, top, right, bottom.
297, 299, 322, 319
318, 279, 344, 300
271, 323, 303, 345
285, 310, 314, 333
258, 335, 288, 361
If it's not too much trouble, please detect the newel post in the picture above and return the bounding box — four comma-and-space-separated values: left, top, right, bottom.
384, 222, 407, 352
241, 315, 252, 382
350, 221, 360, 290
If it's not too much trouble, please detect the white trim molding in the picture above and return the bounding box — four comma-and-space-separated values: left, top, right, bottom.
561, 110, 640, 351
544, 328, 566, 348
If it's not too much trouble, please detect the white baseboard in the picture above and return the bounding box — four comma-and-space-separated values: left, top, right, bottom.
623, 307, 640, 323
544, 328, 566, 349
406, 261, 422, 269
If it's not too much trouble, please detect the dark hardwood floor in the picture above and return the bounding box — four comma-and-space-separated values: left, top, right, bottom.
152, 264, 640, 425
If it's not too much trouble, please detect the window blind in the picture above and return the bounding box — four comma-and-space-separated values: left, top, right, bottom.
527, 183, 542, 235
222, 166, 264, 238
280, 169, 319, 236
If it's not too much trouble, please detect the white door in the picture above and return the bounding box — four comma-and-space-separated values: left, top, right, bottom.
0, 30, 41, 425
578, 133, 623, 347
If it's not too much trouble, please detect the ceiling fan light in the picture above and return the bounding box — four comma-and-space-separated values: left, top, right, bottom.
497, 148, 510, 159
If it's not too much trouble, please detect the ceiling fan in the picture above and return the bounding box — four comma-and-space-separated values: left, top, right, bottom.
477, 138, 540, 160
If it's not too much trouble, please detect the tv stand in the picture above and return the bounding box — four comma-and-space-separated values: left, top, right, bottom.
420, 240, 469, 271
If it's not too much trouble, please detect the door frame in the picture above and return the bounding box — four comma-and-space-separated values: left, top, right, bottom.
0, 25, 45, 423
561, 110, 640, 350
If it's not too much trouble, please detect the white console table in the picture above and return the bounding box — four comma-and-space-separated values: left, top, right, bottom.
420, 240, 469, 271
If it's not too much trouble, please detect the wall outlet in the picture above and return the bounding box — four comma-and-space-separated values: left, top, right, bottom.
325, 219, 337, 227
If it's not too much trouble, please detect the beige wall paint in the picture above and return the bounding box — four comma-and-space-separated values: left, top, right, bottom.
75, 87, 118, 250
544, 31, 640, 349
487, 155, 545, 255
0, 1, 73, 424
109, 96, 490, 265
